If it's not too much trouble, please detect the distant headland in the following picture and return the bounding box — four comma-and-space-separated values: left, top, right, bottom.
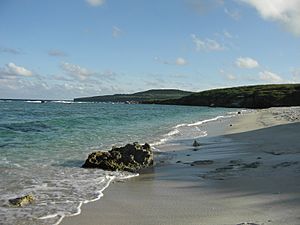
74, 84, 300, 109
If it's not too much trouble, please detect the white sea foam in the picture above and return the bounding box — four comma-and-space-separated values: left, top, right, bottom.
187, 115, 230, 127
36, 173, 139, 225
150, 128, 182, 147
174, 123, 188, 128
151, 112, 239, 148
25, 100, 42, 103
82, 175, 115, 204
166, 128, 180, 136
51, 100, 73, 104
151, 137, 169, 147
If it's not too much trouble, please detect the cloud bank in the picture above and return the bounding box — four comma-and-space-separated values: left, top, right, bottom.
1, 63, 33, 77
259, 70, 283, 83
240, 0, 300, 36
86, 0, 105, 7
60, 62, 92, 80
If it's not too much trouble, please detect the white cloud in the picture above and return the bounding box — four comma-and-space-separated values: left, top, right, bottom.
0, 63, 122, 99
259, 70, 283, 83
60, 62, 92, 80
154, 57, 188, 66
60, 62, 117, 81
291, 68, 300, 81
0, 47, 21, 55
3, 63, 33, 77
86, 0, 105, 7
240, 0, 300, 36
191, 34, 224, 51
226, 74, 237, 80
223, 30, 233, 38
220, 69, 237, 81
175, 57, 188, 66
112, 26, 122, 38
235, 57, 259, 69
48, 49, 67, 57
224, 8, 241, 20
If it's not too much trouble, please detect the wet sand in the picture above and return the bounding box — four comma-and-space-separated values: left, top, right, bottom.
61, 107, 300, 225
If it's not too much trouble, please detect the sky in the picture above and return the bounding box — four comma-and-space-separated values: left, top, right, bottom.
0, 0, 300, 99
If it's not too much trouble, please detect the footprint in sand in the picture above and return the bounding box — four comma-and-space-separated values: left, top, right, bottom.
191, 160, 214, 166
272, 161, 298, 168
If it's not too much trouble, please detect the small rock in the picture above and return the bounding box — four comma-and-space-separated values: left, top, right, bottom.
237, 111, 241, 114
186, 154, 191, 156
192, 140, 201, 147
9, 195, 34, 207
257, 157, 262, 159
176, 160, 182, 163
230, 124, 233, 127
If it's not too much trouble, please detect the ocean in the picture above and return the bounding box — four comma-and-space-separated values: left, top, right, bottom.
0, 100, 238, 225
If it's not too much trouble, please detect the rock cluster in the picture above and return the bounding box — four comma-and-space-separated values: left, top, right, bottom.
9, 195, 34, 207
82, 142, 153, 172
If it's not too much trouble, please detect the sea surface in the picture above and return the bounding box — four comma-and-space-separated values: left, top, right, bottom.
0, 100, 238, 225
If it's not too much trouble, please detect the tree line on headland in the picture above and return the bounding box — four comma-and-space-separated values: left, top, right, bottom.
74, 84, 300, 109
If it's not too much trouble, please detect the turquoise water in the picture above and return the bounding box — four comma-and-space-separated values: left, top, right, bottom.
0, 101, 237, 224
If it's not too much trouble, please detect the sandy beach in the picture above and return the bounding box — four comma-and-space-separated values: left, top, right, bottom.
61, 107, 300, 225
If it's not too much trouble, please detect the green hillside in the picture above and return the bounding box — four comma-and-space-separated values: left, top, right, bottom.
74, 89, 193, 103
150, 84, 300, 108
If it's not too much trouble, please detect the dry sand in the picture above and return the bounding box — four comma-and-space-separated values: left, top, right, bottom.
61, 107, 300, 225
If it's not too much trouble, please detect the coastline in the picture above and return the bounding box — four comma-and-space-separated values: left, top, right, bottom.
61, 107, 300, 225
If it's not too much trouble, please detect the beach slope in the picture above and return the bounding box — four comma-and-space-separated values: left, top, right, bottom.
62, 107, 300, 225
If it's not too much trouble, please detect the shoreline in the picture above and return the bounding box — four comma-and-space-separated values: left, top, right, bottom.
61, 107, 300, 225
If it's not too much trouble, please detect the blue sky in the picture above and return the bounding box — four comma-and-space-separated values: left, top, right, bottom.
0, 0, 300, 99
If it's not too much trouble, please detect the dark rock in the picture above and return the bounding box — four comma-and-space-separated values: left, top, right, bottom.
257, 157, 262, 159
176, 160, 182, 163
238, 111, 241, 114
82, 142, 153, 172
191, 160, 214, 166
9, 195, 34, 207
186, 154, 190, 156
192, 140, 200, 147
230, 124, 233, 127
